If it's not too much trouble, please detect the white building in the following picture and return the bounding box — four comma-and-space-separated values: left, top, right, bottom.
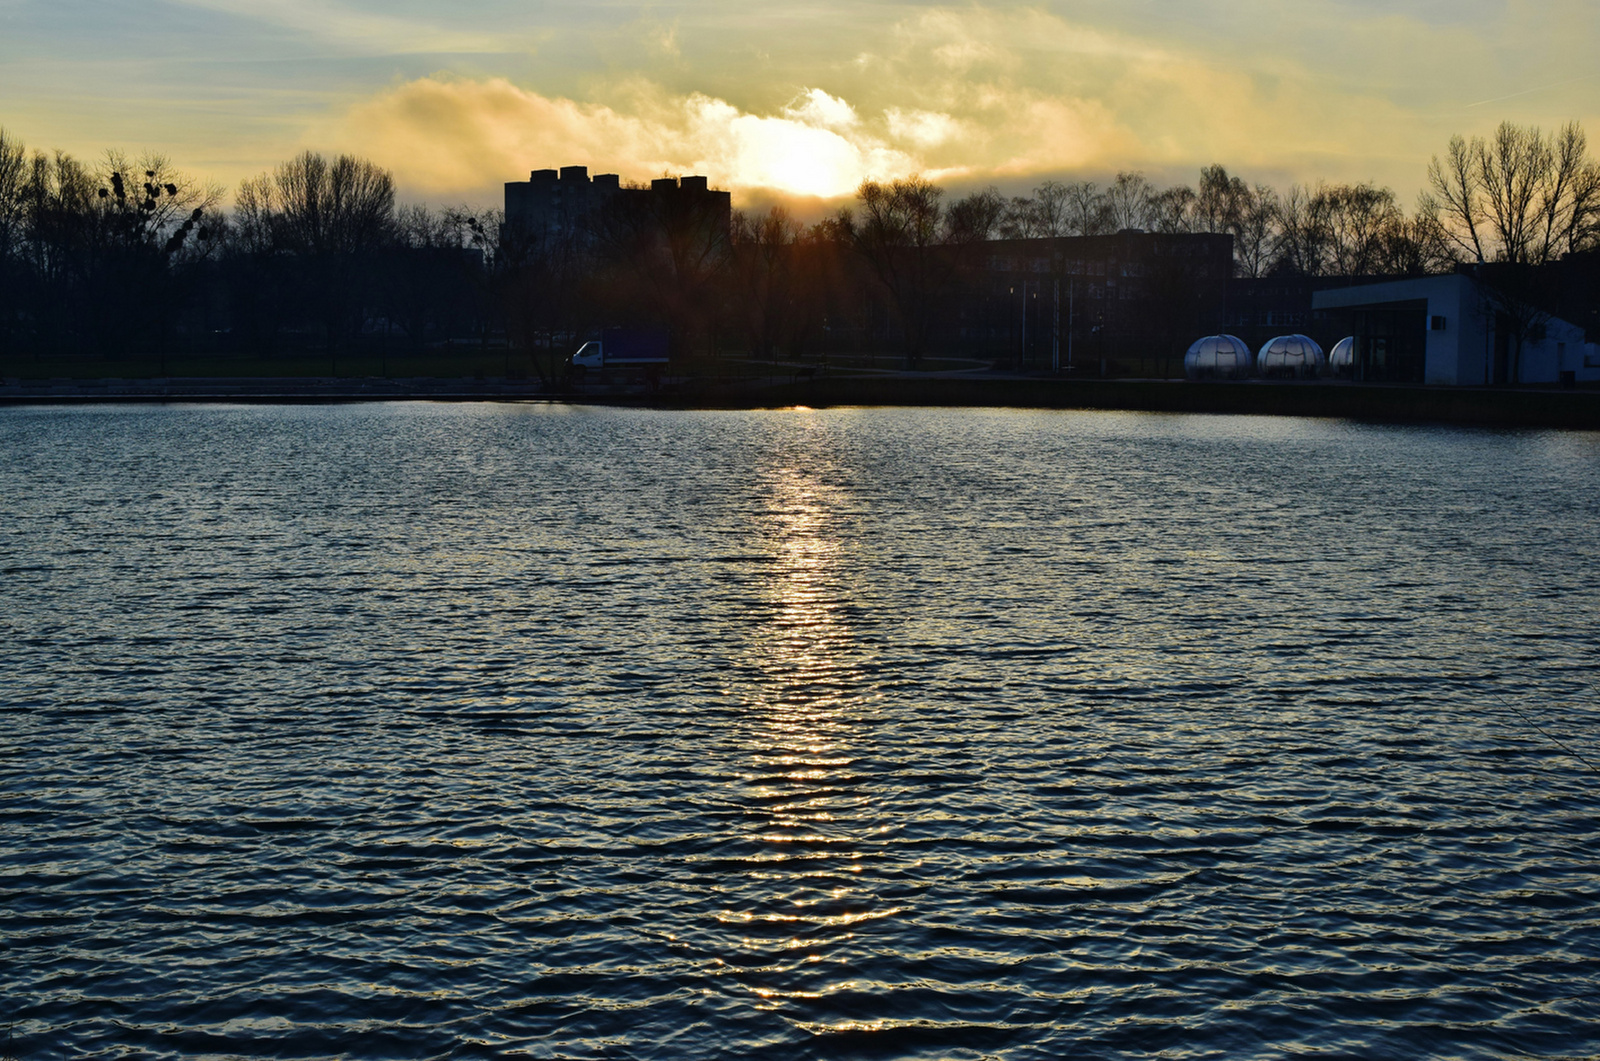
1311, 274, 1597, 386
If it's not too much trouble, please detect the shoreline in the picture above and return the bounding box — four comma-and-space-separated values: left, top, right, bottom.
2, 374, 1598, 429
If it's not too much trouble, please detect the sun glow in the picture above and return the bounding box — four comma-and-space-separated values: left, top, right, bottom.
682, 91, 918, 199
724, 116, 868, 198
327, 78, 924, 204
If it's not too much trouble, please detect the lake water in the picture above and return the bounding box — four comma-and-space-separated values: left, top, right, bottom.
2, 403, 1598, 1060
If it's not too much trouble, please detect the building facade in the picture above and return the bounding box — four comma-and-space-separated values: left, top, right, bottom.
960, 231, 1234, 370
1312, 274, 1598, 385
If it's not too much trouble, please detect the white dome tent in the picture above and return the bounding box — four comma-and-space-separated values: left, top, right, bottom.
1184, 335, 1254, 380
1256, 334, 1326, 379
1328, 336, 1355, 377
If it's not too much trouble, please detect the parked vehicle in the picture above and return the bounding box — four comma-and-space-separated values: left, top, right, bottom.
569, 328, 670, 380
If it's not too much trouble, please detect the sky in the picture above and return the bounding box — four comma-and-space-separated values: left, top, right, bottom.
1, 0, 1597, 214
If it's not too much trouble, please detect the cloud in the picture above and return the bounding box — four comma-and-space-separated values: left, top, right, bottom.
7, 0, 1600, 216
321, 77, 922, 202
299, 1, 1598, 208
785, 89, 859, 133
854, 5, 1440, 183
884, 108, 958, 150
162, 0, 539, 54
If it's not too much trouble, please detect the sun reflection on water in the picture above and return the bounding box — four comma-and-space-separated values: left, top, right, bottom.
714, 443, 901, 1020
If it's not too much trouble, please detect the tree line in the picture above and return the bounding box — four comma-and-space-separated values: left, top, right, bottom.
971, 119, 1600, 275
0, 119, 1595, 376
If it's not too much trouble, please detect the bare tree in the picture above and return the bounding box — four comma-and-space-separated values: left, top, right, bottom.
93, 150, 222, 273
1425, 120, 1600, 266
0, 128, 24, 256
21, 151, 96, 281
1272, 184, 1331, 275
254, 151, 395, 256
1425, 135, 1489, 263
235, 151, 397, 355
1375, 209, 1452, 277
1480, 121, 1550, 265
946, 186, 1007, 242
731, 205, 804, 359
1104, 171, 1154, 231
1196, 164, 1251, 234
1032, 180, 1072, 237
1537, 122, 1600, 259
841, 175, 978, 368
1322, 183, 1402, 276
998, 180, 1077, 239
1233, 184, 1279, 278
1148, 185, 1198, 234
1064, 180, 1111, 236
998, 196, 1038, 239
0, 128, 27, 353
85, 152, 222, 358
1424, 121, 1600, 381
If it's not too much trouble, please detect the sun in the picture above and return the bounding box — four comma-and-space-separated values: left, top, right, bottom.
725, 113, 871, 198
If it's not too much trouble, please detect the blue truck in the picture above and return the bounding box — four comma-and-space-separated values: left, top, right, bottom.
568, 327, 670, 380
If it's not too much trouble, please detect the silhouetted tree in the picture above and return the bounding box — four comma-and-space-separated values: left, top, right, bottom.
997, 181, 1062, 239
1423, 121, 1600, 380
1063, 180, 1112, 236
1233, 184, 1279, 278
235, 152, 396, 359
84, 151, 222, 358
840, 175, 983, 368
1149, 184, 1198, 233
1104, 171, 1155, 231
946, 186, 1007, 242
1196, 165, 1252, 234
374, 205, 486, 360
0, 128, 27, 354
731, 206, 803, 360
1424, 120, 1600, 266
499, 217, 596, 385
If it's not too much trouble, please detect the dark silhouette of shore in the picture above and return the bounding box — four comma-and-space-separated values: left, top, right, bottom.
4, 373, 1597, 429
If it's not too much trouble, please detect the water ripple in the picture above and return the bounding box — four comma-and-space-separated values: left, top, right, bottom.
2, 404, 1598, 1059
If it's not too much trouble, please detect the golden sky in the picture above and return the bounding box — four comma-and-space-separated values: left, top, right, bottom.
2, 0, 1596, 212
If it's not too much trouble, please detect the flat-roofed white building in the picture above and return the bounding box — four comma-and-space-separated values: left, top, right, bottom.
1312, 274, 1596, 386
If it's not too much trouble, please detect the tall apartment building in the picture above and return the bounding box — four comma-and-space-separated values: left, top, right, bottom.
503, 166, 731, 243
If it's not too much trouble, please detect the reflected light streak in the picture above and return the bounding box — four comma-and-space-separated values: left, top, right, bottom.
715, 447, 902, 1010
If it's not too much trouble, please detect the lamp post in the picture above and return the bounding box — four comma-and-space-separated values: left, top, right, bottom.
1068, 278, 1075, 372
1008, 285, 1014, 370
1052, 277, 1060, 374
1020, 281, 1027, 371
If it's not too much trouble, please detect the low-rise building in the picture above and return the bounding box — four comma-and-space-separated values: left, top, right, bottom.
1312, 274, 1597, 385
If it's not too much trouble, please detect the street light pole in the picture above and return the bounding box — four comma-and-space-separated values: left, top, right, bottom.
1067, 279, 1075, 372
1008, 285, 1014, 369
1052, 277, 1060, 373
1019, 281, 1027, 372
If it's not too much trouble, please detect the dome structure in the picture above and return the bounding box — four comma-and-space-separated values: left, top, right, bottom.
1256, 334, 1326, 379
1184, 335, 1254, 380
1328, 336, 1355, 376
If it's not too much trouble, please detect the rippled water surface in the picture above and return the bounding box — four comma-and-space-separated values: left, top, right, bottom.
3, 403, 1599, 1060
